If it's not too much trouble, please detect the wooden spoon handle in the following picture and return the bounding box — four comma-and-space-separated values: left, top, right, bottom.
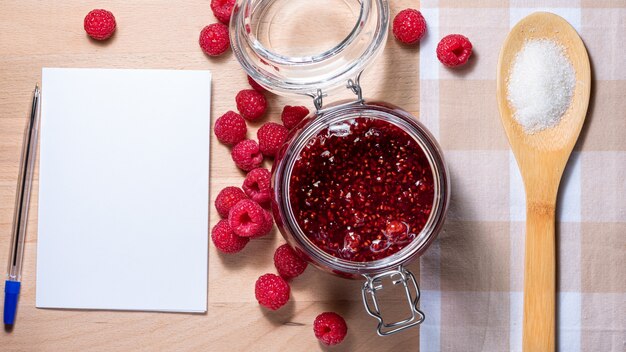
523, 203, 556, 352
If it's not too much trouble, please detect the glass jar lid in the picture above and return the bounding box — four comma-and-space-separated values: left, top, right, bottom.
230, 0, 389, 96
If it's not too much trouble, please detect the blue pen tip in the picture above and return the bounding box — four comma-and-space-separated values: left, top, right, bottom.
4, 280, 21, 325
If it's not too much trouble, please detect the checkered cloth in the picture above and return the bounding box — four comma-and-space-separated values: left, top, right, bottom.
413, 1, 626, 351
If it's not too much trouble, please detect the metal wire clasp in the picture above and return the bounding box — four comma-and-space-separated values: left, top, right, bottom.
310, 89, 327, 111
346, 72, 363, 102
309, 72, 365, 113
361, 266, 425, 336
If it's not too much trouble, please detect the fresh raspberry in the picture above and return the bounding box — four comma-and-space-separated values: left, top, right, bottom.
241, 209, 274, 238
436, 34, 473, 68
236, 89, 267, 121
392, 9, 427, 45
280, 106, 309, 130
211, 219, 249, 253
271, 203, 282, 227
313, 312, 348, 346
228, 199, 271, 238
84, 9, 116, 41
257, 122, 289, 158
214, 111, 247, 146
242, 168, 272, 205
255, 273, 290, 310
253, 209, 274, 239
248, 76, 266, 93
199, 23, 230, 57
273, 244, 307, 280
263, 209, 274, 230
215, 186, 248, 218
231, 140, 263, 171
210, 0, 236, 24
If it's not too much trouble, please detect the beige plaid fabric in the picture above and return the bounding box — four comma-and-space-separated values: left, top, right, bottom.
415, 1, 626, 351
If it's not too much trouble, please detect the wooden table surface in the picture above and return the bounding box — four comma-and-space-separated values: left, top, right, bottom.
0, 1, 423, 351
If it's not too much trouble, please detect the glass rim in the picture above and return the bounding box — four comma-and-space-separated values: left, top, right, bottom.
241, 0, 369, 65
230, 0, 390, 96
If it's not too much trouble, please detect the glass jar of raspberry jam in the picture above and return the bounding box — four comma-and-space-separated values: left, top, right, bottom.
231, 0, 450, 336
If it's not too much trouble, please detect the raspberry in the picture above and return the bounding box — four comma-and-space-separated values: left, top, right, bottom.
242, 168, 272, 205
252, 209, 274, 239
262, 209, 274, 231
281, 105, 309, 130
255, 273, 290, 310
436, 34, 473, 68
257, 122, 289, 158
273, 244, 307, 280
236, 89, 267, 121
199, 23, 230, 57
214, 111, 247, 146
84, 9, 116, 41
210, 0, 236, 24
248, 76, 266, 93
211, 219, 249, 253
313, 312, 348, 346
231, 140, 263, 171
215, 186, 248, 218
392, 9, 427, 45
242, 209, 274, 238
228, 199, 272, 238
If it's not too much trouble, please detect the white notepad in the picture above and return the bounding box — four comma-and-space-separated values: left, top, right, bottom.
36, 68, 210, 312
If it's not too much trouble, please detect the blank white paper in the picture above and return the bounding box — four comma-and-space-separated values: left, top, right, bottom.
36, 68, 210, 312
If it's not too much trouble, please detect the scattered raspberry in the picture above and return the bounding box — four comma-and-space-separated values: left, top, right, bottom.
199, 23, 230, 57
273, 244, 307, 280
255, 273, 290, 310
248, 76, 266, 92
243, 168, 272, 205
214, 111, 247, 146
263, 209, 274, 228
231, 140, 263, 171
392, 9, 427, 45
228, 199, 272, 237
253, 209, 274, 239
257, 122, 289, 158
236, 89, 267, 121
210, 0, 236, 24
84, 9, 116, 41
215, 186, 248, 218
281, 106, 309, 130
436, 34, 473, 68
313, 312, 348, 346
211, 219, 249, 253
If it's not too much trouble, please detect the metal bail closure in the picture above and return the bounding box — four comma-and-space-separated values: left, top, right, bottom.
309, 72, 365, 113
361, 266, 425, 336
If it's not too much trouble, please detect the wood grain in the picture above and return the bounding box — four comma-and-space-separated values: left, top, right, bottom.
0, 1, 423, 351
496, 12, 591, 352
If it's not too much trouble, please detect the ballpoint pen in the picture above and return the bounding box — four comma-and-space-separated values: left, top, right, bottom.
4, 85, 40, 325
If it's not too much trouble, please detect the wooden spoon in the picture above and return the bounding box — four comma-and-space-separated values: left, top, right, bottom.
496, 12, 591, 352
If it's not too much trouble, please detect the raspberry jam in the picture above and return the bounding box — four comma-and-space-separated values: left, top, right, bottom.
289, 117, 435, 262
